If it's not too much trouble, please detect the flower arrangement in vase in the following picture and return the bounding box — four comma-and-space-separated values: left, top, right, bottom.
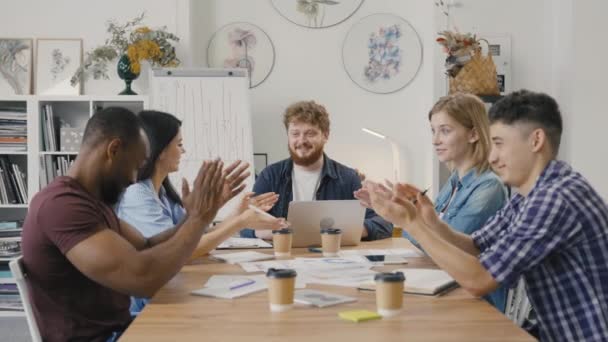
70, 13, 180, 94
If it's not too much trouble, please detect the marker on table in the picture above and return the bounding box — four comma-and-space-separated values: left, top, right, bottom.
229, 279, 255, 291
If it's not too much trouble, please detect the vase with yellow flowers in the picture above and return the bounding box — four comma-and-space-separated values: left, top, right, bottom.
71, 13, 180, 95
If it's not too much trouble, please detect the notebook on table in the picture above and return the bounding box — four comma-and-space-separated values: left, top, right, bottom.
358, 268, 458, 296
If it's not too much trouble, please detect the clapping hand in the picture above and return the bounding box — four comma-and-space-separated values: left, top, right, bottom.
354, 179, 393, 209
234, 192, 279, 216
219, 160, 251, 206
392, 183, 440, 227
364, 180, 437, 228
181, 159, 226, 224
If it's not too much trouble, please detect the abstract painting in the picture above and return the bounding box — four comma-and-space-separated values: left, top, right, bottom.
36, 39, 82, 95
0, 38, 32, 95
207, 22, 275, 88
271, 0, 363, 29
342, 14, 423, 94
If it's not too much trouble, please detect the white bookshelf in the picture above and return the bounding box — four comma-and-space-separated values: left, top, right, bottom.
0, 95, 148, 222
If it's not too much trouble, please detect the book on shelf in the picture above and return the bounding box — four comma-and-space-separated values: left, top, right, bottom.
0, 156, 27, 204
0, 266, 23, 312
0, 221, 22, 260
40, 155, 75, 187
0, 221, 22, 230
0, 239, 21, 259
41, 104, 59, 152
0, 108, 26, 153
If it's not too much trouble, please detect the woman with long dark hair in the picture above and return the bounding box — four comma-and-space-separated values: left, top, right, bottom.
116, 110, 286, 312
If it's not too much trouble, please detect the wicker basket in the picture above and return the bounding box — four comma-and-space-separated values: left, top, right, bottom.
449, 46, 500, 96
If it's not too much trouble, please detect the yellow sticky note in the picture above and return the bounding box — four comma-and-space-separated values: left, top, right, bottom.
338, 310, 382, 322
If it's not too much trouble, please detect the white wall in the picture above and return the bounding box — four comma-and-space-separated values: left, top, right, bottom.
0, 0, 191, 95
191, 0, 437, 188
569, 1, 608, 199
5, 0, 605, 199
448, 0, 607, 200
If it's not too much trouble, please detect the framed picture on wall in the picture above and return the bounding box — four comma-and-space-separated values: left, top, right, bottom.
35, 38, 82, 95
270, 0, 364, 29
207, 22, 275, 89
342, 14, 423, 94
0, 38, 33, 95
482, 34, 511, 95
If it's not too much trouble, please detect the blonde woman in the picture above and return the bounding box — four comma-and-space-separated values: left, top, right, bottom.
357, 93, 507, 311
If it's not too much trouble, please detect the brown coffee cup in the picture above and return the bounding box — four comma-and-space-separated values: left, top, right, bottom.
272, 229, 293, 257
266, 268, 297, 312
320, 228, 342, 257
374, 272, 405, 317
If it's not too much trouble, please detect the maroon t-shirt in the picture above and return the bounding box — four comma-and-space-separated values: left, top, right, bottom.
21, 176, 131, 342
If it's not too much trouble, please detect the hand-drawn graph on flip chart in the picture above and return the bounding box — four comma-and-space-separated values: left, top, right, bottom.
150, 68, 254, 220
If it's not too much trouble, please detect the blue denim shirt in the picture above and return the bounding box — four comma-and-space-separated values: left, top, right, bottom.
404, 168, 508, 311
434, 168, 507, 234
115, 179, 185, 237
240, 155, 393, 241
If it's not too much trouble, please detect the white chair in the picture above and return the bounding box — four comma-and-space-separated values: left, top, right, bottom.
9, 256, 42, 342
506, 277, 532, 326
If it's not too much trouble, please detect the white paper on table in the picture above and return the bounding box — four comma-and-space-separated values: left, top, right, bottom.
293, 256, 370, 266
239, 260, 297, 273
338, 248, 424, 258
210, 251, 274, 264
216, 237, 272, 249
192, 274, 268, 299
193, 274, 307, 299
300, 268, 377, 288
292, 256, 373, 272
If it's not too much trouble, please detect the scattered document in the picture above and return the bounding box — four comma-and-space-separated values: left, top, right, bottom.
216, 237, 272, 249
210, 251, 274, 264
192, 275, 267, 299
239, 259, 297, 273
191, 274, 306, 299
295, 289, 357, 308
302, 268, 377, 288
339, 248, 424, 258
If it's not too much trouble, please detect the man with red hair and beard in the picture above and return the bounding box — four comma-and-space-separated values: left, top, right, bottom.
240, 100, 392, 240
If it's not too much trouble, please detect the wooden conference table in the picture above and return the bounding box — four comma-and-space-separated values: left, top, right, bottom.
121, 238, 534, 341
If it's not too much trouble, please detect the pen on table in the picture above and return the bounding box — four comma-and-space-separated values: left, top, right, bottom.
229, 279, 255, 291
412, 187, 430, 205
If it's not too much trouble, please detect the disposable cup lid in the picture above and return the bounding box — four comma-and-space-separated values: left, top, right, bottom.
320, 228, 342, 235
266, 268, 297, 279
374, 272, 405, 283
272, 228, 292, 235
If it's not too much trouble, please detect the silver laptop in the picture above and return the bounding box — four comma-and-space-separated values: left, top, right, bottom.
287, 200, 366, 248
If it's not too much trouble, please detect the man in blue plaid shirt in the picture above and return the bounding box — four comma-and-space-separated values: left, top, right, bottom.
363, 90, 608, 341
